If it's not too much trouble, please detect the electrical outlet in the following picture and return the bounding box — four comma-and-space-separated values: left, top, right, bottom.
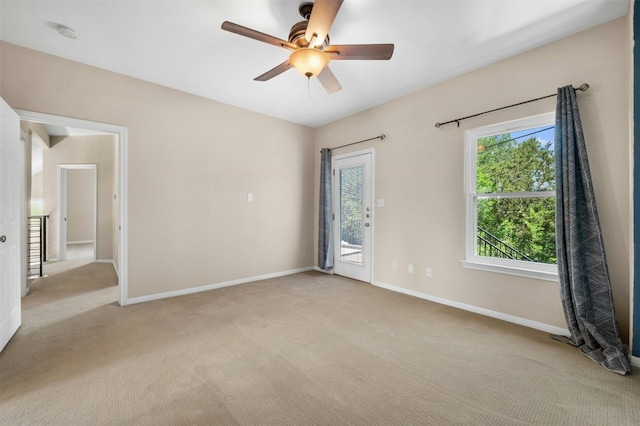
408, 264, 414, 274
392, 261, 398, 270
426, 267, 432, 277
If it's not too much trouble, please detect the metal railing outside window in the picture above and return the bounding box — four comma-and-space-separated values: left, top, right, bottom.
476, 226, 534, 262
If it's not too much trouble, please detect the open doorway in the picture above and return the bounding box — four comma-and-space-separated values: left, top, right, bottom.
58, 164, 97, 262
17, 110, 128, 306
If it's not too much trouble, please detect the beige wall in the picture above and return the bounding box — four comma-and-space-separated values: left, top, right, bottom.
22, 121, 50, 148
19, 121, 49, 213
19, 123, 33, 213
315, 18, 632, 341
66, 168, 96, 243
1, 42, 316, 298
1, 17, 631, 340
31, 171, 42, 199
42, 135, 114, 261
30, 122, 50, 148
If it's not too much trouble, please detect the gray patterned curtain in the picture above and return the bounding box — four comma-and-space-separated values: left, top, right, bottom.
554, 85, 631, 375
318, 148, 333, 271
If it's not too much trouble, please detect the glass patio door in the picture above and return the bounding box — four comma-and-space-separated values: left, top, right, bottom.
332, 151, 373, 282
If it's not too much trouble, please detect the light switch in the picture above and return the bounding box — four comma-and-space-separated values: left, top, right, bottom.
377, 199, 385, 207
247, 193, 253, 202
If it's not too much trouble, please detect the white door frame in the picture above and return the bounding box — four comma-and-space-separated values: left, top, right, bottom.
19, 129, 28, 298
58, 164, 97, 262
15, 110, 129, 307
331, 148, 375, 283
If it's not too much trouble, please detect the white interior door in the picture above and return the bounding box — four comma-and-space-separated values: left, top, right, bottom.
0, 97, 22, 352
332, 150, 374, 283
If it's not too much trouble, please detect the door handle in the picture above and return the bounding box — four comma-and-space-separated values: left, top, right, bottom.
0, 235, 6, 243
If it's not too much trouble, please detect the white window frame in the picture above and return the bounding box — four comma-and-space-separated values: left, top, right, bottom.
461, 112, 558, 282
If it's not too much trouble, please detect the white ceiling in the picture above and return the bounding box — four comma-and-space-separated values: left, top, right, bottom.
0, 0, 629, 128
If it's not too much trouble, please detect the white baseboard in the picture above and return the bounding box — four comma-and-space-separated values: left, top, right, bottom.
373, 280, 570, 336
124, 266, 314, 306
67, 240, 94, 245
631, 355, 640, 369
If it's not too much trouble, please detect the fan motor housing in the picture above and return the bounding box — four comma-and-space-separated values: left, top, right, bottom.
298, 2, 314, 20
289, 21, 330, 48
291, 2, 330, 48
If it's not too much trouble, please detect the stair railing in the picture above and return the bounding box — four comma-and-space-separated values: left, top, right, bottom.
28, 215, 48, 278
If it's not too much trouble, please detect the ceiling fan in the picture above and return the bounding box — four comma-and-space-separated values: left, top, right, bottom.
221, 0, 394, 94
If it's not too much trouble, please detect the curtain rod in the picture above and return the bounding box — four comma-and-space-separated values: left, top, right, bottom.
434, 83, 590, 129
324, 134, 386, 152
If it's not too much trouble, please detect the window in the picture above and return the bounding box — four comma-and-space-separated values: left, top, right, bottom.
462, 112, 558, 281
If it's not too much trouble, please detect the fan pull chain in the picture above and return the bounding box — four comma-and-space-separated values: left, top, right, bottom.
307, 76, 311, 98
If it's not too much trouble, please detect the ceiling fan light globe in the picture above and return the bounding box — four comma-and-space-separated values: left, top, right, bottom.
289, 48, 328, 78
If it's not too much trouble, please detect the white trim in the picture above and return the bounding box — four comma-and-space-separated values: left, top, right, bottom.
467, 112, 557, 140
15, 110, 128, 307
58, 164, 97, 262
57, 165, 66, 260
373, 280, 570, 336
464, 112, 558, 280
631, 355, 640, 369
125, 267, 314, 306
67, 240, 94, 245
461, 260, 558, 282
20, 129, 28, 298
331, 148, 376, 284
477, 191, 555, 200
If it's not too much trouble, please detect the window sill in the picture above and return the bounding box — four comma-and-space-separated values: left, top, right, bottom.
460, 260, 558, 282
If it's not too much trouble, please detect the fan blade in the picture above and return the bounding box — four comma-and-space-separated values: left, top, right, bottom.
325, 44, 394, 60
221, 21, 297, 51
254, 60, 293, 81
317, 66, 342, 94
305, 0, 343, 47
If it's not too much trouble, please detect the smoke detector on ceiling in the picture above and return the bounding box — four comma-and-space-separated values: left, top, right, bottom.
57, 24, 78, 39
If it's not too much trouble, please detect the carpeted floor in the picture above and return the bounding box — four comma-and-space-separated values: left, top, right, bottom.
1, 264, 639, 425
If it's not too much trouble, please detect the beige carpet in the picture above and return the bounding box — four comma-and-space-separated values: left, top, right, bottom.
1, 265, 639, 425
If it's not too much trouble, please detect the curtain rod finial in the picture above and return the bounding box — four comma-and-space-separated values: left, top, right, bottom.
435, 122, 441, 128
578, 83, 589, 91
380, 134, 386, 140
